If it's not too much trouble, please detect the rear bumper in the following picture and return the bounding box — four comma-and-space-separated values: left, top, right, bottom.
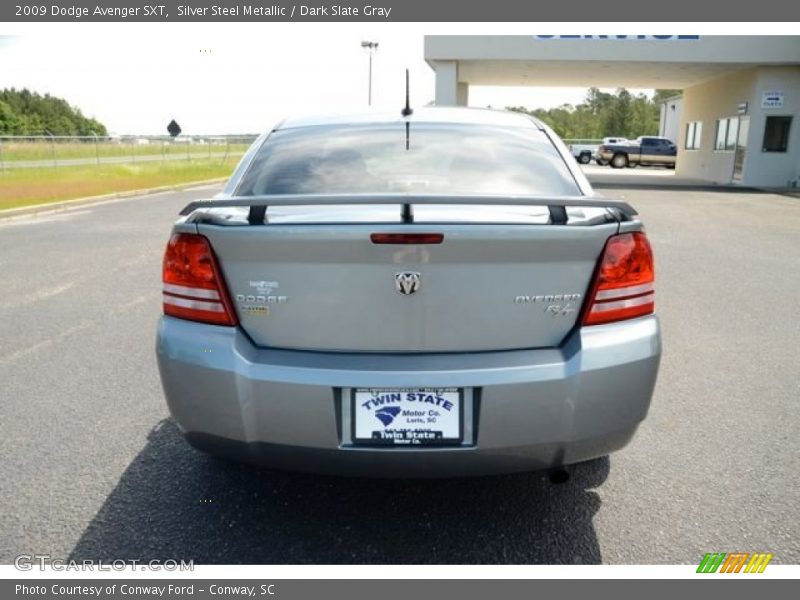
156, 316, 661, 477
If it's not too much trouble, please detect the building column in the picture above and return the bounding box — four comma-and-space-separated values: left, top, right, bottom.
434, 61, 468, 106
456, 82, 469, 106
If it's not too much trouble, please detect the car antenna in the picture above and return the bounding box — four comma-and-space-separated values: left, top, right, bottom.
401, 69, 412, 151
401, 69, 413, 117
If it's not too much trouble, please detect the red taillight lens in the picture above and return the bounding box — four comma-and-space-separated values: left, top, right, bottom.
583, 232, 655, 326
370, 233, 444, 244
162, 233, 237, 326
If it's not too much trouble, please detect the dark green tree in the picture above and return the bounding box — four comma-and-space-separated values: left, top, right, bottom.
0, 88, 108, 136
652, 89, 681, 104
509, 88, 676, 140
0, 99, 23, 134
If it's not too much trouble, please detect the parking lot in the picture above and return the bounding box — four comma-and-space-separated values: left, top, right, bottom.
0, 183, 798, 564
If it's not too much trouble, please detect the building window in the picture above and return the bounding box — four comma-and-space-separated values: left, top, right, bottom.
715, 117, 739, 151
762, 116, 792, 152
685, 121, 702, 150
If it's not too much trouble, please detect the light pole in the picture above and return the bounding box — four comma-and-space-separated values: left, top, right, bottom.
361, 41, 378, 106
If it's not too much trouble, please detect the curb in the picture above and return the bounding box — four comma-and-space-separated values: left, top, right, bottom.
0, 177, 228, 221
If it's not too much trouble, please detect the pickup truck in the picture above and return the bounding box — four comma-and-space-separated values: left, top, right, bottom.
598, 136, 677, 168
568, 142, 598, 164
592, 137, 630, 165
570, 137, 630, 165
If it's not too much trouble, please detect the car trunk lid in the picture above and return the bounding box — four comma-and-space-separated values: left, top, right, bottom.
196, 205, 620, 352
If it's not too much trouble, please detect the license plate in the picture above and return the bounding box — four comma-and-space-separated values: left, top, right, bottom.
352, 388, 463, 446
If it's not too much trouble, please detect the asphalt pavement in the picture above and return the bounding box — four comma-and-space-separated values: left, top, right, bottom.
0, 183, 798, 564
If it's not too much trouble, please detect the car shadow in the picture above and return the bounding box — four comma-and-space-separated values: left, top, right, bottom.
69, 420, 609, 564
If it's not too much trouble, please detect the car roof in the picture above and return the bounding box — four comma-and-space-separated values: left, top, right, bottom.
274, 107, 545, 131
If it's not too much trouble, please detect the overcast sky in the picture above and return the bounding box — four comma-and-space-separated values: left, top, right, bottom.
0, 26, 658, 134
2, 22, 790, 135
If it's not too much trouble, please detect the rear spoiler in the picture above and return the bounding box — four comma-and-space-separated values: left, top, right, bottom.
179, 194, 637, 225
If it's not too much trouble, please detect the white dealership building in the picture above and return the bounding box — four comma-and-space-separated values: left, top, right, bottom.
424, 36, 800, 187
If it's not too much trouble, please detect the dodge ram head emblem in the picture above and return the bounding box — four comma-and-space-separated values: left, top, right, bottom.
395, 272, 421, 295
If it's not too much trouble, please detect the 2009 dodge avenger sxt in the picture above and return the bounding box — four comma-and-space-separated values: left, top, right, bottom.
156, 107, 661, 477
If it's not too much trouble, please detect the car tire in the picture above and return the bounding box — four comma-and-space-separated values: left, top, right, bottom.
610, 153, 628, 169
595, 158, 609, 166
578, 152, 591, 165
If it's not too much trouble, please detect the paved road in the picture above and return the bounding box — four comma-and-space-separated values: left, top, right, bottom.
581, 163, 712, 187
0, 185, 798, 564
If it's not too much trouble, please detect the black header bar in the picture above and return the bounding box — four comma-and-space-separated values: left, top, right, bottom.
4, 0, 800, 22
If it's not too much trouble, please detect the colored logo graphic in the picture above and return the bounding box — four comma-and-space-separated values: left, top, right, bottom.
374, 406, 402, 427
697, 552, 773, 573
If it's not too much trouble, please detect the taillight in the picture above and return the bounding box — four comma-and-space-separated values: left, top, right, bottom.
162, 233, 237, 326
583, 232, 655, 326
371, 233, 444, 244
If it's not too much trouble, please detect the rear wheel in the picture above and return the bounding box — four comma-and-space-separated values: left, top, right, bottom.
610, 153, 628, 169
595, 158, 609, 166
578, 152, 591, 165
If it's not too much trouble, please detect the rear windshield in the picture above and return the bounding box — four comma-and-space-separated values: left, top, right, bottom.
235, 123, 581, 197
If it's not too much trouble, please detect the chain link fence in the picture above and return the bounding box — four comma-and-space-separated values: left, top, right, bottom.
563, 139, 603, 145
0, 135, 608, 172
0, 134, 259, 171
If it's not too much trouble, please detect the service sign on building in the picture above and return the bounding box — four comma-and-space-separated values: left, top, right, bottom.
761, 90, 784, 109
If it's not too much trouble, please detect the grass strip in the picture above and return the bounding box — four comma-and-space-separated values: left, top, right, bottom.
0, 157, 241, 210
